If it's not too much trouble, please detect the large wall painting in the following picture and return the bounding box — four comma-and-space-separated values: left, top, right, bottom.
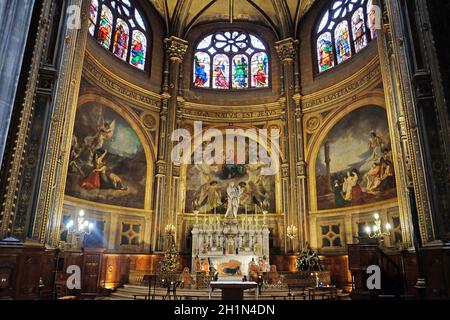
315, 106, 397, 210
65, 103, 147, 209
185, 143, 276, 214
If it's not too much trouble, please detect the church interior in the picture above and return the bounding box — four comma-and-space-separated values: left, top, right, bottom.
0, 0, 449, 301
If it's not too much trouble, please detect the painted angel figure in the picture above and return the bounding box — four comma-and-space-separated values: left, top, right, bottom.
225, 182, 243, 219
84, 109, 116, 161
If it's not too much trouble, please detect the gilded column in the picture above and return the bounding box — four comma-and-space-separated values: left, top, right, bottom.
37, 0, 91, 245
153, 36, 188, 251
0, 0, 57, 239
378, 0, 435, 246
0, 0, 35, 167
275, 38, 302, 252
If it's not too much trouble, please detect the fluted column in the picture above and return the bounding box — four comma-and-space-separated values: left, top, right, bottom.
39, 0, 91, 245
0, 0, 35, 168
275, 38, 303, 252
153, 36, 188, 251
0, 0, 90, 242
377, 0, 434, 247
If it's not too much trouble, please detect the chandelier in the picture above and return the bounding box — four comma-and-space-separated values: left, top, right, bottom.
165, 224, 176, 236
64, 210, 94, 249
365, 213, 392, 240
287, 225, 297, 240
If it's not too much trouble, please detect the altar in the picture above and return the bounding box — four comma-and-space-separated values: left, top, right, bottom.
191, 182, 271, 280
209, 281, 259, 300
192, 216, 270, 277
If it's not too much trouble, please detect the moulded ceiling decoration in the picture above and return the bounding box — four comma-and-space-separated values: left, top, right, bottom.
147, 0, 318, 38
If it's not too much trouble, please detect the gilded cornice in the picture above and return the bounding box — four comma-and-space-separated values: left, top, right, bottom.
275, 38, 298, 62
164, 36, 189, 62
302, 57, 381, 112
181, 101, 283, 122
83, 50, 162, 111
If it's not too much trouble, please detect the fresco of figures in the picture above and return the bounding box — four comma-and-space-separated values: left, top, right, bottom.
185, 145, 276, 214
65, 103, 147, 209
315, 106, 397, 210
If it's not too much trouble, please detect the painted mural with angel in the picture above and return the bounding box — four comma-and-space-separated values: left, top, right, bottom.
65, 103, 147, 208
315, 106, 397, 210
185, 142, 276, 214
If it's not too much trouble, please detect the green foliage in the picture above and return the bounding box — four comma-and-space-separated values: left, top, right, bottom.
296, 245, 324, 273
159, 235, 179, 276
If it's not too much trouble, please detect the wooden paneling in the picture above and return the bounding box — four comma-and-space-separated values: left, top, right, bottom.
421, 247, 450, 299
100, 253, 190, 289
82, 249, 104, 294
0, 245, 56, 300
322, 255, 352, 289
101, 254, 163, 289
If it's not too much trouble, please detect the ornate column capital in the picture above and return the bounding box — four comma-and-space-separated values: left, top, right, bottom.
275, 38, 298, 62
164, 36, 189, 62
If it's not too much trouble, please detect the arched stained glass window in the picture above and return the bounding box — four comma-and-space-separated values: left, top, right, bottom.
335, 21, 351, 63
212, 54, 229, 89
89, 0, 150, 70
317, 32, 335, 72
113, 19, 129, 60
315, 0, 377, 73
193, 31, 269, 90
89, 0, 99, 36
352, 8, 368, 53
98, 6, 113, 49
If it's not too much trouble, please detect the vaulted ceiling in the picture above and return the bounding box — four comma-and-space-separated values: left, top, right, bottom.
148, 0, 318, 39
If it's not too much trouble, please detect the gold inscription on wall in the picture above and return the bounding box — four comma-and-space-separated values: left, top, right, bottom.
303, 62, 381, 110
181, 108, 281, 121
84, 55, 161, 111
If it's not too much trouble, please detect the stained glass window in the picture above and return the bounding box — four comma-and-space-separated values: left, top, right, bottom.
232, 55, 249, 89
130, 30, 147, 70
89, 0, 99, 36
213, 54, 229, 89
193, 31, 269, 90
194, 52, 211, 88
352, 8, 367, 53
98, 6, 113, 49
335, 21, 351, 63
315, 0, 376, 73
89, 0, 150, 70
367, 1, 378, 39
113, 19, 129, 60
251, 52, 269, 88
317, 32, 335, 72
